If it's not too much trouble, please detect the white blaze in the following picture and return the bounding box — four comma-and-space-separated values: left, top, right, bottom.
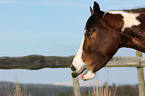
72, 33, 85, 71
108, 11, 141, 31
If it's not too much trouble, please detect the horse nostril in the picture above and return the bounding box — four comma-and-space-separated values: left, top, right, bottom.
71, 72, 78, 78
71, 65, 76, 71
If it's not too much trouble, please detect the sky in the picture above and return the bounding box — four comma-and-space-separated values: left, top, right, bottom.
0, 0, 145, 86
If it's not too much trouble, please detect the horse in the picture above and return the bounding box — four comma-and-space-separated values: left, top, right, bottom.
71, 1, 145, 81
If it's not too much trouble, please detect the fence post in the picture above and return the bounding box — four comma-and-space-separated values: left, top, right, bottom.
72, 77, 81, 96
136, 51, 145, 96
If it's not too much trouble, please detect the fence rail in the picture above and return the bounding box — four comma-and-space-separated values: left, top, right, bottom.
0, 55, 73, 69
106, 56, 145, 67
0, 55, 145, 69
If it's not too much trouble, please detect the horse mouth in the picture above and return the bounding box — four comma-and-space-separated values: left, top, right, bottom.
71, 65, 86, 78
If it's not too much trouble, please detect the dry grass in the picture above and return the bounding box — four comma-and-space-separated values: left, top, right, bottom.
14, 81, 22, 96
2, 81, 30, 96
13, 81, 30, 96
88, 82, 116, 96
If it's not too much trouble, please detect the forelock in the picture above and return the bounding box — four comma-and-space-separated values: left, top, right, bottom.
85, 14, 98, 30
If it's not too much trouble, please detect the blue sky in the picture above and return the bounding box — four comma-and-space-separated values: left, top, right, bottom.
0, 0, 145, 85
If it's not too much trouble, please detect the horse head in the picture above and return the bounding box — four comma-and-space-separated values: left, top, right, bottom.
71, 1, 145, 81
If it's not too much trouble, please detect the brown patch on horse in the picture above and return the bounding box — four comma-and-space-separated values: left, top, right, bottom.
103, 13, 124, 31
132, 37, 142, 46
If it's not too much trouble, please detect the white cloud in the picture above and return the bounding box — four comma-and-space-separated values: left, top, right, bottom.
52, 79, 102, 87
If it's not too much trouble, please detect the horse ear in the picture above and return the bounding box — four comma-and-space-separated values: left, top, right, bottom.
93, 1, 104, 18
93, 1, 101, 14
90, 7, 94, 15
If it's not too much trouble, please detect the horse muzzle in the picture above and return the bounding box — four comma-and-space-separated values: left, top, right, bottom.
71, 64, 86, 78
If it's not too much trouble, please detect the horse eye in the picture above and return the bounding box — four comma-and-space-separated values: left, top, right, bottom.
92, 29, 96, 32
85, 32, 92, 37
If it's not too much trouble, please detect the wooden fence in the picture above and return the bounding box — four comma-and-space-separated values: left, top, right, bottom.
0, 51, 144, 96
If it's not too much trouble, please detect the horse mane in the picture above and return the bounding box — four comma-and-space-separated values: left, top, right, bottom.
123, 7, 145, 13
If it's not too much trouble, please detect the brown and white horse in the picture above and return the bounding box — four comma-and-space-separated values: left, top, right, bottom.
71, 1, 145, 81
